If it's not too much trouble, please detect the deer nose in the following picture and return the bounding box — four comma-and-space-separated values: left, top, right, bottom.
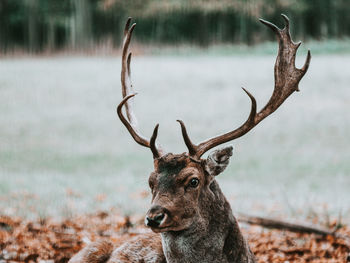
145, 205, 168, 228
145, 213, 165, 227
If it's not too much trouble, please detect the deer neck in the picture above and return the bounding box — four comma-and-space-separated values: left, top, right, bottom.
160, 180, 252, 263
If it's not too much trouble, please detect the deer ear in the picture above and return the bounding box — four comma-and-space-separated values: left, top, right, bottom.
204, 146, 233, 176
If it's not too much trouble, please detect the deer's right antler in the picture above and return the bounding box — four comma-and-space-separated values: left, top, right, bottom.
117, 18, 162, 158
178, 14, 311, 158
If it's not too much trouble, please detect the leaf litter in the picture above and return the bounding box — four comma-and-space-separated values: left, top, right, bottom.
0, 212, 349, 263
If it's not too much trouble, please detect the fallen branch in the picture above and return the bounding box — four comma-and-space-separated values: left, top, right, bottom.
238, 213, 336, 236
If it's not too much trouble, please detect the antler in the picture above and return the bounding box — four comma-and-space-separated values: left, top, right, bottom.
117, 18, 162, 158
178, 14, 311, 158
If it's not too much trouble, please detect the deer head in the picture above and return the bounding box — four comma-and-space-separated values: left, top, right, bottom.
117, 15, 311, 233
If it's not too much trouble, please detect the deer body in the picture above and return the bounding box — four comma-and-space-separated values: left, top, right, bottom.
70, 150, 256, 263
160, 180, 254, 263
69, 14, 310, 263
70, 154, 255, 263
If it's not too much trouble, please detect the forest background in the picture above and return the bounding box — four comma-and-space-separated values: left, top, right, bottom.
1, 0, 350, 54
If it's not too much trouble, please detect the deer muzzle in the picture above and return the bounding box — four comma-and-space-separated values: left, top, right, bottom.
145, 205, 169, 228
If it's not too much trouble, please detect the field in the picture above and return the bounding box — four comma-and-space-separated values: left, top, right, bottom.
0, 53, 349, 224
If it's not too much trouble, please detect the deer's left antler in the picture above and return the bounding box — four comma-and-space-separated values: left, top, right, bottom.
117, 18, 163, 158
178, 14, 311, 158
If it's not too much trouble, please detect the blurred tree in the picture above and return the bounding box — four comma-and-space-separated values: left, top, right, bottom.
25, 0, 40, 52
0, 0, 349, 53
70, 0, 93, 49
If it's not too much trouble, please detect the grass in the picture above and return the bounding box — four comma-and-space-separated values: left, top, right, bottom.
0, 52, 349, 222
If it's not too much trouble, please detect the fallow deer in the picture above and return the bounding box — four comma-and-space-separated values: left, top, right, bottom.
69, 14, 311, 263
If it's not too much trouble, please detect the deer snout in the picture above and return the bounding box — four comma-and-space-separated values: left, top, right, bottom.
145, 205, 168, 228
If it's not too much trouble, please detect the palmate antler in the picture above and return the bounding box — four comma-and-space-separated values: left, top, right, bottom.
178, 14, 311, 158
118, 15, 311, 160
117, 18, 162, 158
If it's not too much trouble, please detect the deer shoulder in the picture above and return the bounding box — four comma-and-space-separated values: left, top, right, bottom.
69, 232, 165, 263
108, 232, 165, 263
68, 239, 114, 263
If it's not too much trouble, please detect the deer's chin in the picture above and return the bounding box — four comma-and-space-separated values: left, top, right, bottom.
149, 226, 169, 233
149, 225, 186, 233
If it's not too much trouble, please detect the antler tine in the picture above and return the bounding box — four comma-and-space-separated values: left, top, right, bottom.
194, 88, 257, 158
150, 124, 160, 158
180, 15, 310, 158
118, 18, 162, 158
127, 52, 132, 77
281, 14, 290, 32
259, 18, 279, 34
117, 94, 148, 147
177, 120, 198, 156
301, 50, 311, 74
124, 17, 132, 37
124, 51, 137, 122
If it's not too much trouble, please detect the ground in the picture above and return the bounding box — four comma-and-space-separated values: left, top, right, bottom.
1, 212, 349, 262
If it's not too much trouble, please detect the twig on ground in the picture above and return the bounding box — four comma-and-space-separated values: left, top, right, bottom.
238, 213, 349, 239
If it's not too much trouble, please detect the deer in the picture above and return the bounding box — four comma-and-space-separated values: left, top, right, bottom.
69, 14, 311, 263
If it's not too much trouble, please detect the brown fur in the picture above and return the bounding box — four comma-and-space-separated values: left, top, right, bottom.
69, 240, 114, 263
108, 233, 165, 263
69, 233, 165, 263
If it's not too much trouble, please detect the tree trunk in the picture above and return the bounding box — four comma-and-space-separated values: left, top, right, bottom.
71, 0, 93, 50
0, 1, 6, 52
46, 19, 55, 52
26, 0, 39, 53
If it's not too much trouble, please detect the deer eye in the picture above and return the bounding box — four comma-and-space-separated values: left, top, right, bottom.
188, 178, 199, 188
